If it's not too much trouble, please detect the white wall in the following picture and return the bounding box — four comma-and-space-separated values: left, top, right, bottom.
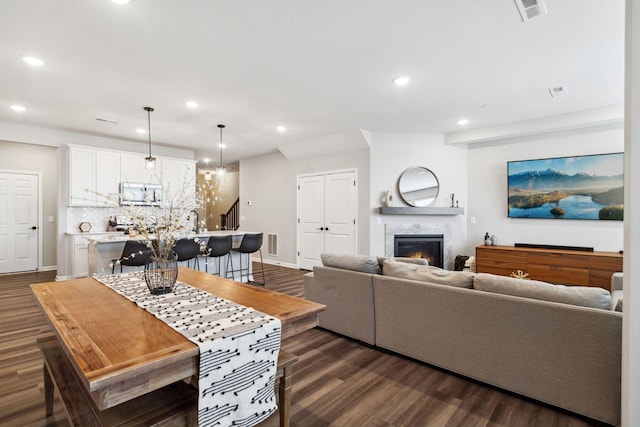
367, 132, 469, 260
467, 126, 624, 254
239, 141, 370, 267
0, 140, 58, 270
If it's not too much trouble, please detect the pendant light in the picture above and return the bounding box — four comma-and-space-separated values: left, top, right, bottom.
144, 106, 156, 170
216, 124, 226, 176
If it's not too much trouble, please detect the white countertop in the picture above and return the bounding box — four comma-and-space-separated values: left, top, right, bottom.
86, 230, 258, 244
65, 231, 125, 236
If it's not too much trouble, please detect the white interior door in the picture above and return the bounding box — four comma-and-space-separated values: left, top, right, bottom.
324, 172, 356, 254
299, 175, 325, 270
0, 172, 39, 273
298, 170, 357, 270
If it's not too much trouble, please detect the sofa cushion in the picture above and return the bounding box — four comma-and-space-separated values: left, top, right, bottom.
376, 256, 429, 270
473, 273, 611, 310
382, 259, 474, 288
321, 253, 380, 274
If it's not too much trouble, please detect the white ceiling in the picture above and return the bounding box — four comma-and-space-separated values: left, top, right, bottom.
0, 0, 625, 165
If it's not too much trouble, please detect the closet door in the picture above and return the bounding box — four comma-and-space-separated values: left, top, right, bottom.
298, 170, 357, 270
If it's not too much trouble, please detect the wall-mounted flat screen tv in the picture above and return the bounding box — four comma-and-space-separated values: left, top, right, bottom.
507, 152, 624, 220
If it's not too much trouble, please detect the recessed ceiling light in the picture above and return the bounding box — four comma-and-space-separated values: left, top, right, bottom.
23, 56, 44, 66
10, 105, 26, 112
393, 76, 410, 86
185, 101, 198, 109
136, 128, 146, 134
276, 125, 287, 133
111, 0, 131, 4
218, 143, 226, 149
456, 119, 469, 126
203, 158, 210, 164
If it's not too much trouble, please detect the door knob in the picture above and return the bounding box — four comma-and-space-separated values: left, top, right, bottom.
31, 226, 37, 230
318, 227, 324, 230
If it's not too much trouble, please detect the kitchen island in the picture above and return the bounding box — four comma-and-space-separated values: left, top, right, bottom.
86, 230, 257, 281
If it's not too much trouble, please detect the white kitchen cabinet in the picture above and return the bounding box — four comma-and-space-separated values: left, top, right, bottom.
69, 146, 121, 206
156, 158, 196, 207
70, 233, 114, 278
96, 151, 120, 205
69, 146, 97, 206
158, 157, 179, 197
120, 153, 147, 184
69, 144, 195, 207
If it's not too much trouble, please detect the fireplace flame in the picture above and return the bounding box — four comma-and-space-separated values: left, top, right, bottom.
409, 251, 432, 263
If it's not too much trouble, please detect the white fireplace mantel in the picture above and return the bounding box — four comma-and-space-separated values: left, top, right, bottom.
379, 207, 464, 215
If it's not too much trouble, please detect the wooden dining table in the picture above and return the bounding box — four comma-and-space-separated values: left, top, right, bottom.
31, 267, 325, 411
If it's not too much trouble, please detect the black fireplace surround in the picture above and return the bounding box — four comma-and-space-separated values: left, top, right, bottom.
394, 234, 444, 268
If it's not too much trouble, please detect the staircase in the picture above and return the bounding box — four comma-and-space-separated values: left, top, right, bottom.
221, 198, 240, 230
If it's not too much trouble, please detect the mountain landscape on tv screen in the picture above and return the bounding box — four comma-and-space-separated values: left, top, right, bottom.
508, 160, 624, 220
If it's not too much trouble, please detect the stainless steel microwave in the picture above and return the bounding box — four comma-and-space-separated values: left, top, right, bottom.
119, 183, 162, 206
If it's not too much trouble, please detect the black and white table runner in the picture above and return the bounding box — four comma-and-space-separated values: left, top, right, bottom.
94, 271, 282, 427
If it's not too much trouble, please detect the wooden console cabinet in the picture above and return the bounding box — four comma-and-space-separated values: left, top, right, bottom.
475, 245, 622, 291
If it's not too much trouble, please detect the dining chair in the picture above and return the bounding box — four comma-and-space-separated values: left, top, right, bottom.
203, 235, 234, 277
172, 238, 201, 270
111, 240, 151, 273
230, 233, 265, 285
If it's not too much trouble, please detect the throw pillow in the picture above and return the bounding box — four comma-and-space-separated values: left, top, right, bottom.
615, 298, 623, 312
321, 253, 380, 274
473, 273, 611, 310
376, 256, 429, 270
382, 259, 474, 288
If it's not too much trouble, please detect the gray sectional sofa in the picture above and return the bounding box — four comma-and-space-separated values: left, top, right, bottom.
303, 255, 623, 426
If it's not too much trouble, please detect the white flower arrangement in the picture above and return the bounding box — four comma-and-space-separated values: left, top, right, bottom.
99, 171, 220, 269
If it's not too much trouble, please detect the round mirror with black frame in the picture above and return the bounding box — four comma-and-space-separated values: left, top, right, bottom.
398, 166, 439, 207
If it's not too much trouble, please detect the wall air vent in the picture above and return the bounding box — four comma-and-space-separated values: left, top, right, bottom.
514, 0, 547, 22
267, 233, 278, 257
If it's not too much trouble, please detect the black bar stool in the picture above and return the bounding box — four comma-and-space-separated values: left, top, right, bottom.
204, 235, 234, 276
172, 238, 201, 270
231, 233, 265, 285
111, 240, 151, 273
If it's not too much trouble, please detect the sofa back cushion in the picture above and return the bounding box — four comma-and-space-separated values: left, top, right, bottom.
382, 259, 474, 288
321, 253, 380, 274
376, 256, 429, 270
473, 273, 611, 310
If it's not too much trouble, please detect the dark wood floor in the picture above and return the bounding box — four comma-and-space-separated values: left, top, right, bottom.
0, 264, 606, 427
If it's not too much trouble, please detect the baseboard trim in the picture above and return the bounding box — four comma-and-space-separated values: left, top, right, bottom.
260, 259, 299, 270
55, 275, 73, 281
40, 265, 57, 272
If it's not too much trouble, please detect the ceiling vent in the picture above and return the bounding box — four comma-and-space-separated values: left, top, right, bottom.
514, 0, 547, 22
95, 117, 119, 124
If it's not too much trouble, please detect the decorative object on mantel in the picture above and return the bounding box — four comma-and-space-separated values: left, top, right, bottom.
398, 166, 439, 207
383, 190, 393, 207
450, 193, 455, 208
78, 222, 92, 233
484, 232, 492, 245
